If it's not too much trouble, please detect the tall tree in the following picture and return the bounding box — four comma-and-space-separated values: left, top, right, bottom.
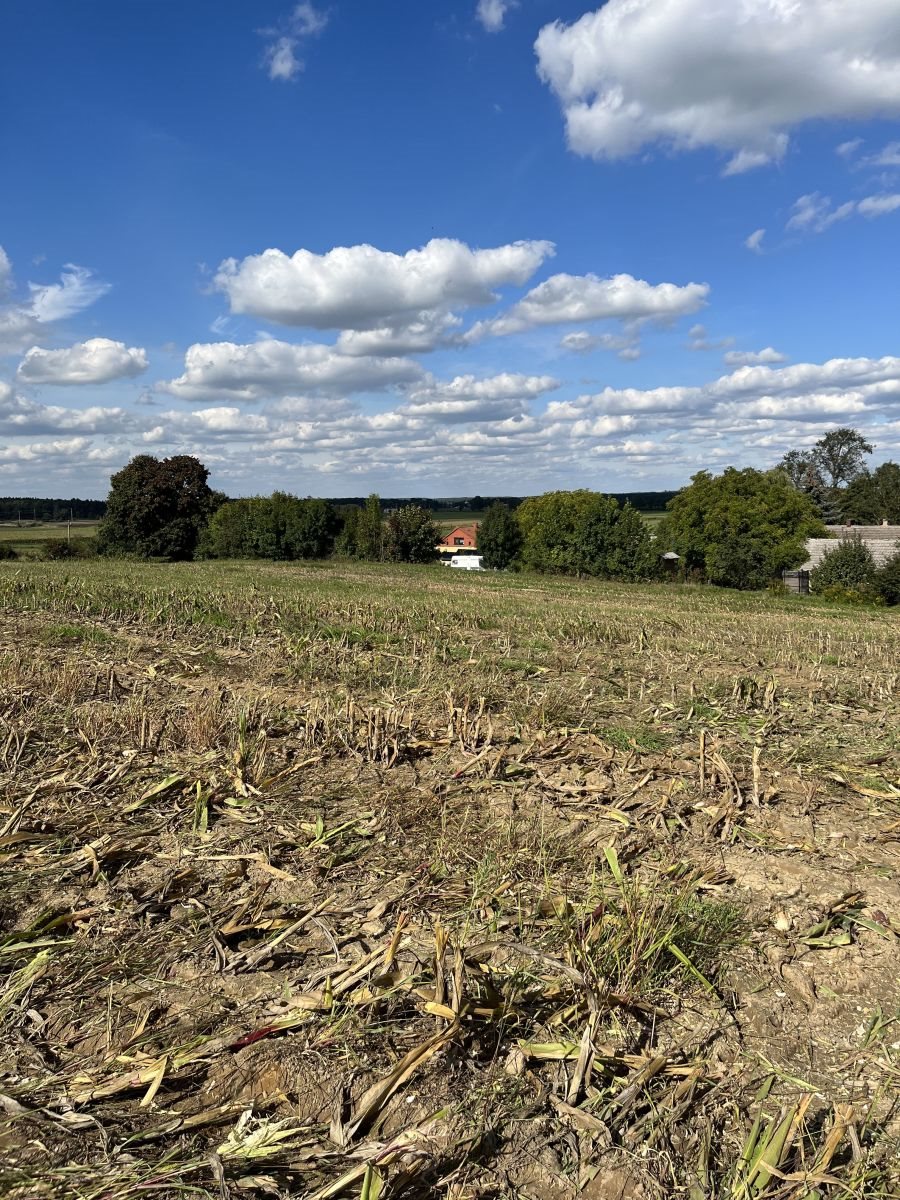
385, 505, 439, 564
477, 502, 521, 569
664, 468, 825, 590
812, 427, 874, 489
98, 455, 220, 560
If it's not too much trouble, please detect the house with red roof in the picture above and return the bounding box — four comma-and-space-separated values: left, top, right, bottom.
438, 524, 479, 550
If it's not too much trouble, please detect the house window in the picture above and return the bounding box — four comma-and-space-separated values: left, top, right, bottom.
454, 537, 464, 545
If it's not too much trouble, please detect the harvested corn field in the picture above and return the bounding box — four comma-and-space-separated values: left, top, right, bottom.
1, 560, 899, 1199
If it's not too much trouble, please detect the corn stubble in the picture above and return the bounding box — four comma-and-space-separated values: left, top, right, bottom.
0, 559, 898, 1199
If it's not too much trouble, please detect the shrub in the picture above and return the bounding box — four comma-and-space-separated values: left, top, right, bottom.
41, 537, 97, 560
810, 536, 876, 593
818, 583, 883, 607
0, 543, 18, 560
873, 549, 900, 606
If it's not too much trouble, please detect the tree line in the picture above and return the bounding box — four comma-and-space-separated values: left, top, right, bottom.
19, 427, 897, 603
0, 497, 106, 522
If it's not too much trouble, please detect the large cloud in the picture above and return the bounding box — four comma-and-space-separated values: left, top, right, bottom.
468, 273, 708, 338
214, 238, 554, 329
535, 1, 900, 172
17, 338, 148, 385
162, 338, 425, 402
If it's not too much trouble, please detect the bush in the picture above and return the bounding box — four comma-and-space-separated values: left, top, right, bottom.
810, 536, 876, 593
873, 550, 900, 606
817, 583, 883, 607
0, 543, 18, 560
41, 537, 97, 560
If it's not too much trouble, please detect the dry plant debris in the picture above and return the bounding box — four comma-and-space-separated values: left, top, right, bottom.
0, 559, 898, 1199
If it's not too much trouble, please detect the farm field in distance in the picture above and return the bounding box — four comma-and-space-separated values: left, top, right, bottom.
0, 521, 101, 559
1, 559, 898, 1199
429, 509, 668, 534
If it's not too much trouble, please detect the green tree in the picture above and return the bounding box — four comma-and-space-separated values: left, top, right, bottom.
664, 468, 825, 590
516, 490, 594, 575
98, 454, 220, 560
843, 462, 900, 525
516, 490, 657, 579
812, 427, 874, 489
201, 494, 340, 560
356, 494, 385, 561
385, 505, 439, 564
477, 502, 522, 569
776, 449, 818, 489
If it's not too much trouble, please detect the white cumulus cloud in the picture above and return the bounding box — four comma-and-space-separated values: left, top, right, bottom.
745, 229, 766, 254
215, 237, 554, 330
535, 1, 900, 171
17, 338, 148, 385
469, 273, 708, 338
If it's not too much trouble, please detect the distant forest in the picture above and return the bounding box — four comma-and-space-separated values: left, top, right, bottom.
0, 497, 108, 522
334, 491, 680, 512
0, 491, 680, 524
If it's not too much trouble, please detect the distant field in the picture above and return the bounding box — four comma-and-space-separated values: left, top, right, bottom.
432, 509, 669, 534
0, 521, 99, 558
0, 521, 100, 540
429, 508, 483, 532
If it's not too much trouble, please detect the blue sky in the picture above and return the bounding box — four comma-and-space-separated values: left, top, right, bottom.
1, 0, 899, 498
